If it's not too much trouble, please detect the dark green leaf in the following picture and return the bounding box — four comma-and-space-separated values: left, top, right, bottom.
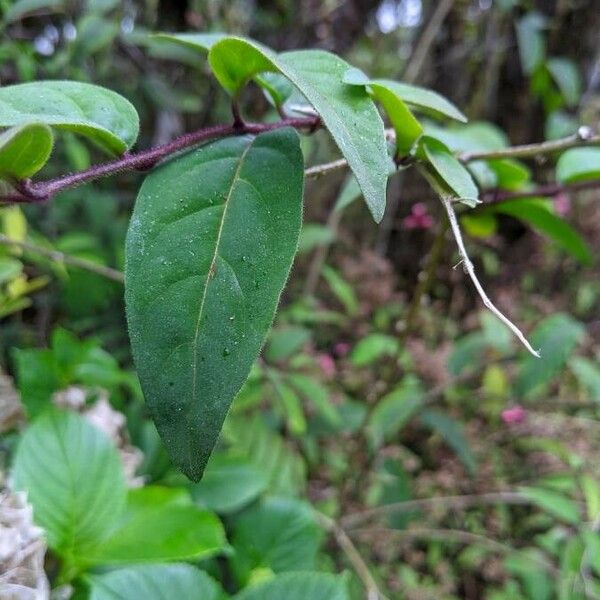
231, 497, 322, 585
0, 81, 139, 154
88, 564, 224, 600
516, 313, 584, 396
125, 128, 304, 480
11, 409, 126, 557
492, 199, 592, 265
556, 148, 600, 184
234, 572, 349, 600
190, 452, 268, 513
0, 123, 53, 179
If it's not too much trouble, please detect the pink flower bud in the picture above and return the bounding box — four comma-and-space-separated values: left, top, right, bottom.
501, 405, 526, 424
317, 353, 336, 378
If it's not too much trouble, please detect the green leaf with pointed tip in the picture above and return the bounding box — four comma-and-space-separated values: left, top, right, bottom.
344, 67, 466, 123
11, 409, 127, 558
0, 81, 139, 155
89, 564, 224, 600
492, 199, 592, 265
234, 572, 350, 600
206, 38, 390, 221
125, 128, 304, 481
0, 123, 53, 180
421, 136, 480, 207
556, 148, 600, 184
342, 68, 422, 156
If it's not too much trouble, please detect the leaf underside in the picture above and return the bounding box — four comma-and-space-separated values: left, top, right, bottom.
125, 127, 304, 480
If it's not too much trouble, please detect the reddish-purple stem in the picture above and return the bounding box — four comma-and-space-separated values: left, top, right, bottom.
2, 116, 320, 204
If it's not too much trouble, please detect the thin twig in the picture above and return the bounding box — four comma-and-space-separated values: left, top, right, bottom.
0, 235, 124, 283
315, 511, 389, 600
460, 127, 599, 162
439, 193, 540, 357
304, 158, 349, 179
341, 491, 530, 529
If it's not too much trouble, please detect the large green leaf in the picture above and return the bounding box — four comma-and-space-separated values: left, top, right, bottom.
165, 35, 389, 221
82, 486, 226, 564
342, 68, 422, 155
491, 199, 592, 265
11, 409, 126, 559
0, 123, 53, 179
0, 81, 139, 154
556, 148, 600, 184
515, 313, 584, 396
231, 497, 322, 585
190, 452, 269, 513
234, 572, 350, 600
125, 128, 304, 480
88, 564, 224, 600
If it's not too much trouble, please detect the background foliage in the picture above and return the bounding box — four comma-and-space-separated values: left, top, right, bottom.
0, 1, 599, 599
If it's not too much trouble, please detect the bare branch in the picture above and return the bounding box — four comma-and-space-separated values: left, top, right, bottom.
439, 194, 540, 357
0, 235, 124, 283
315, 511, 389, 600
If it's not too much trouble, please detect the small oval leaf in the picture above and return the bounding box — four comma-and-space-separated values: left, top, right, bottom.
125, 128, 304, 480
0, 81, 139, 154
0, 123, 53, 180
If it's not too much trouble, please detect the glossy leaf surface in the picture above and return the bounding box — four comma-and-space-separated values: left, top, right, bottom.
0, 81, 139, 154
125, 128, 304, 480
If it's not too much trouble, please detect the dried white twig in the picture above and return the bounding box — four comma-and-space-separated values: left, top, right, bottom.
440, 194, 541, 358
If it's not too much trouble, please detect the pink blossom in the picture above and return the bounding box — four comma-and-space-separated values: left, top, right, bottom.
317, 353, 336, 378
403, 202, 434, 230
553, 193, 571, 217
501, 405, 526, 424
333, 342, 350, 357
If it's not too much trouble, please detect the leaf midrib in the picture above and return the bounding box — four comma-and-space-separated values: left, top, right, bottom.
188, 138, 254, 452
